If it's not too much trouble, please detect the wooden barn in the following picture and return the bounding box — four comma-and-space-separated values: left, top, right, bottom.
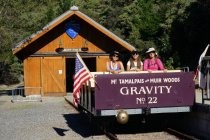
12, 6, 136, 97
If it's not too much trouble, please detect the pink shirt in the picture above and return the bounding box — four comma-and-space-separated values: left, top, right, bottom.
143, 58, 165, 70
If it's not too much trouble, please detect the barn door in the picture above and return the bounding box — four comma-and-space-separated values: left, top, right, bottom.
41, 57, 66, 96
24, 57, 41, 96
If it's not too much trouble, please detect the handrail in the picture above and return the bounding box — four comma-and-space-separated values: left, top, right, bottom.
11, 87, 42, 102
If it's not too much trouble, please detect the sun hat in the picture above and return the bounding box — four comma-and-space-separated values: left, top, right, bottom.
110, 51, 120, 57
146, 47, 156, 53
131, 50, 139, 55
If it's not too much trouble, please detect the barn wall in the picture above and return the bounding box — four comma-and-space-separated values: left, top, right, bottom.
24, 56, 66, 96
37, 17, 105, 54
20, 14, 133, 97
24, 57, 41, 96
23, 55, 109, 96
96, 56, 109, 72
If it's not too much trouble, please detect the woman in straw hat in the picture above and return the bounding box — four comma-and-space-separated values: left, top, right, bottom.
143, 47, 166, 72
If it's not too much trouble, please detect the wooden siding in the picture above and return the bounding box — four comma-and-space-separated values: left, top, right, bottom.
38, 32, 103, 53
13, 10, 135, 56
37, 17, 105, 54
41, 57, 66, 96
15, 9, 136, 97
24, 57, 41, 96
96, 56, 109, 72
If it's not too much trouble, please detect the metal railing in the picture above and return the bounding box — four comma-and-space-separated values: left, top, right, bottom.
199, 56, 210, 103
11, 87, 42, 102
180, 67, 189, 72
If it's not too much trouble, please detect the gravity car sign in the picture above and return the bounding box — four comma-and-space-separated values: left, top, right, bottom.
94, 72, 195, 110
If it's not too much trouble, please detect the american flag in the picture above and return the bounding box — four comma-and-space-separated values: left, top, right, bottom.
73, 53, 91, 106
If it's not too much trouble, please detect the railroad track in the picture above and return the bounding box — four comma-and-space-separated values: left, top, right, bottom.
103, 130, 118, 140
103, 127, 199, 140
101, 123, 199, 140
85, 116, 119, 139
166, 128, 199, 140
81, 113, 199, 140
87, 115, 197, 140
70, 105, 199, 140
90, 117, 119, 140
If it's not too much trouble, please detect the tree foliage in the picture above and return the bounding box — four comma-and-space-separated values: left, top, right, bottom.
171, 0, 210, 69
1, 0, 210, 84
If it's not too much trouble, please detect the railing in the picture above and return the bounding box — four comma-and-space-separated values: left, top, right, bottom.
11, 87, 42, 102
199, 56, 210, 103
180, 67, 189, 72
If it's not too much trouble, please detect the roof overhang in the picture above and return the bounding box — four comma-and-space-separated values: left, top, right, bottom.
13, 6, 136, 55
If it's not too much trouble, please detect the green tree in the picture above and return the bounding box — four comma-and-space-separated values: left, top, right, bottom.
0, 0, 59, 84
171, 0, 210, 70
1, 0, 208, 85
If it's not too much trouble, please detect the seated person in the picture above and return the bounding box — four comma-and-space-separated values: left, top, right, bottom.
106, 51, 124, 74
143, 47, 166, 73
127, 50, 143, 71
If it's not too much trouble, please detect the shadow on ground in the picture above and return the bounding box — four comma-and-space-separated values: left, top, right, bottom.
62, 113, 103, 138
60, 112, 173, 137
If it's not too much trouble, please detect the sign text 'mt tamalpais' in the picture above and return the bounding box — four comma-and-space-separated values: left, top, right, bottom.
94, 73, 195, 109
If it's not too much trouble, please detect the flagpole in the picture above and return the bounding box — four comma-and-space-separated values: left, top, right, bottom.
75, 52, 99, 87
73, 51, 92, 106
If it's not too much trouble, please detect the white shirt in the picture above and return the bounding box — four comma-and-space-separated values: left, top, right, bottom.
127, 61, 143, 70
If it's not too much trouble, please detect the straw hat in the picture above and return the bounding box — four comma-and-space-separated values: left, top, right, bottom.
146, 47, 156, 53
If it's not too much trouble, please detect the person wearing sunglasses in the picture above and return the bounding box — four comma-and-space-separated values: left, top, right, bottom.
143, 47, 166, 73
127, 50, 143, 71
106, 51, 125, 74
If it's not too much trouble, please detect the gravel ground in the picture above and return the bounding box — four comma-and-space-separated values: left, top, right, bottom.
0, 95, 179, 140
0, 95, 107, 140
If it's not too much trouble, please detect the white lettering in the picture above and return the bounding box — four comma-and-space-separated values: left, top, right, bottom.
163, 78, 180, 83
165, 86, 172, 93
146, 86, 153, 94
118, 79, 144, 84
139, 87, 146, 94
136, 97, 145, 104
120, 86, 172, 95
120, 87, 129, 95
150, 78, 162, 83
158, 86, 164, 94
130, 87, 138, 95
148, 97, 158, 104
111, 79, 117, 84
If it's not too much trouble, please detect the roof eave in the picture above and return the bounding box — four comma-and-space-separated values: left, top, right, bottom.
13, 10, 75, 55
74, 11, 135, 51
13, 8, 136, 55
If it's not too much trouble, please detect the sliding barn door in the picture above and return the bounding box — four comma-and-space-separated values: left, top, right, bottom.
41, 57, 66, 96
